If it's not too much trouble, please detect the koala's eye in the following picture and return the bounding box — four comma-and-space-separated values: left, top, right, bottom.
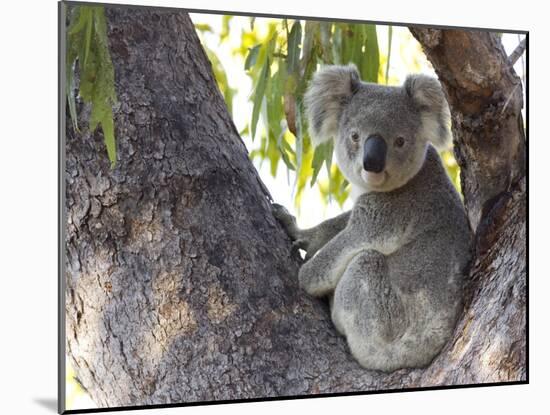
395, 136, 405, 148
351, 132, 360, 143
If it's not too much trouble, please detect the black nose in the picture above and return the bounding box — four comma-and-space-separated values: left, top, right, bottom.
363, 134, 387, 173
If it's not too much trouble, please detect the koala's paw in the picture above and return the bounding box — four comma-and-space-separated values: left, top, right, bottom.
291, 238, 308, 249
271, 203, 299, 240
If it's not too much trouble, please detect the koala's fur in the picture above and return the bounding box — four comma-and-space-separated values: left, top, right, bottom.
273, 65, 472, 372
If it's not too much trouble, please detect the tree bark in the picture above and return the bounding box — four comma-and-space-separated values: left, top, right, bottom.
409, 28, 526, 231
65, 8, 526, 409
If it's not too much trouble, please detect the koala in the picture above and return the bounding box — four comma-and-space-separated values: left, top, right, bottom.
272, 64, 472, 372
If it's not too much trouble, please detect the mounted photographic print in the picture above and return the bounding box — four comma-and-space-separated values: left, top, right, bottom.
59, 1, 528, 412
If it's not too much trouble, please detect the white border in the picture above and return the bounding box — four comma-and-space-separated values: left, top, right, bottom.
2, 0, 544, 414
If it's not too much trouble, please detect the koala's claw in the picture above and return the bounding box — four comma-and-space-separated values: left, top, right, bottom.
271, 203, 299, 240
289, 239, 309, 263
271, 203, 290, 218
292, 238, 309, 250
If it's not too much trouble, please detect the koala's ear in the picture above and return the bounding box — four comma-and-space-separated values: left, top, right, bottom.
304, 64, 361, 147
404, 74, 452, 149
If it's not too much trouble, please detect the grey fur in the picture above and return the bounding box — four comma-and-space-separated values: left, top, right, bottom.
272, 66, 471, 372
404, 74, 452, 149
304, 64, 361, 146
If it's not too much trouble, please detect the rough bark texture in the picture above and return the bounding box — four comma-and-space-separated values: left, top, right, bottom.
65, 8, 527, 410
409, 28, 526, 231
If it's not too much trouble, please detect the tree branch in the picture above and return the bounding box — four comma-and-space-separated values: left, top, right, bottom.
508, 37, 527, 66
409, 28, 526, 231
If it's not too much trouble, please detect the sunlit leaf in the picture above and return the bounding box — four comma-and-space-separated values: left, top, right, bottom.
299, 22, 319, 94
194, 23, 213, 33
340, 178, 349, 193
266, 131, 281, 177
324, 139, 334, 199
332, 24, 343, 64
244, 45, 260, 70
66, 31, 79, 132
68, 7, 87, 35
310, 140, 331, 186
220, 16, 232, 41
319, 22, 333, 63
325, 139, 333, 175
295, 143, 313, 208
301, 21, 317, 68
385, 26, 393, 84
294, 98, 303, 177
280, 134, 295, 157
251, 57, 270, 140
83, 7, 93, 67
364, 24, 380, 83
286, 21, 302, 74
239, 124, 250, 137
349, 24, 365, 67
278, 142, 296, 171
442, 149, 461, 195
267, 68, 284, 140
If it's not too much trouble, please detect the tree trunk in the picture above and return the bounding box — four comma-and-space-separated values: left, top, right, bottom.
409, 28, 526, 231
64, 8, 526, 409
409, 28, 526, 383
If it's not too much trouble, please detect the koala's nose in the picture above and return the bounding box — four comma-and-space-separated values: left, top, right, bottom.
363, 134, 387, 173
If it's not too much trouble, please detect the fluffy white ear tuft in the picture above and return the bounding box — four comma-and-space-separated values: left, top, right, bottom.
404, 74, 452, 149
304, 64, 361, 147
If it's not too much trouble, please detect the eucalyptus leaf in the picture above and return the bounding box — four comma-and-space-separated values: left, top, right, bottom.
66, 39, 79, 132
286, 21, 302, 74
364, 24, 380, 83
279, 150, 296, 171
349, 24, 365, 67
251, 57, 270, 140
66, 5, 118, 167
244, 45, 260, 71
220, 16, 232, 41
385, 25, 393, 84
68, 7, 86, 35
267, 131, 281, 177
310, 141, 330, 186
319, 22, 333, 63
194, 23, 213, 33
83, 7, 93, 67
294, 99, 303, 176
324, 139, 333, 176
325, 139, 334, 194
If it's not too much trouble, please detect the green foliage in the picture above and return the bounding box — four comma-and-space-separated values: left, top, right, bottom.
385, 26, 393, 85
234, 19, 384, 207
244, 45, 260, 70
442, 150, 462, 196
199, 17, 462, 208
67, 5, 118, 167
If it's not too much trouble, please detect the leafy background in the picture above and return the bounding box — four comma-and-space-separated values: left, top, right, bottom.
192, 14, 466, 210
